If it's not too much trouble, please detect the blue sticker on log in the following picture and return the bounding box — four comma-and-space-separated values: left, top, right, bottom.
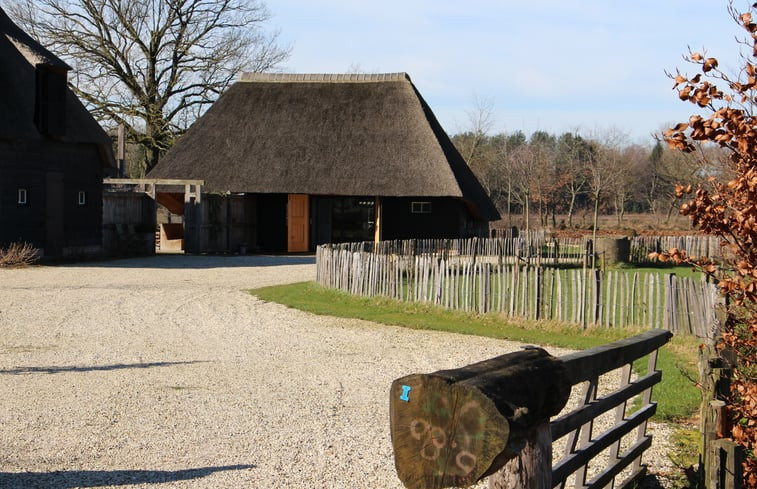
400, 385, 411, 402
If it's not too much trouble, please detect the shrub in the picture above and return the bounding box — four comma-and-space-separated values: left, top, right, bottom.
0, 242, 40, 267
661, 3, 757, 485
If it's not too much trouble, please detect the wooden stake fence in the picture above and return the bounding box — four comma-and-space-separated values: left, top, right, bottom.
316, 245, 722, 336
629, 235, 721, 263
325, 235, 722, 265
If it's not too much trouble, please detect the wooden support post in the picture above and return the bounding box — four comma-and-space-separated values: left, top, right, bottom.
184, 184, 193, 252
390, 348, 570, 489
194, 183, 202, 253
488, 421, 552, 489
707, 439, 743, 489
182, 183, 203, 253
117, 123, 126, 177
374, 196, 382, 243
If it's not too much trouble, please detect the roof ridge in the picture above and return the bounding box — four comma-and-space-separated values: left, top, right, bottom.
0, 7, 70, 69
239, 72, 411, 83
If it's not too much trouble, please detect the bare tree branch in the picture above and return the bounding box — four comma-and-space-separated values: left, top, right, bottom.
7, 0, 290, 174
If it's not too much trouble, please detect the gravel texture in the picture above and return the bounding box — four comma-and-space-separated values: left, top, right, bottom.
0, 255, 675, 488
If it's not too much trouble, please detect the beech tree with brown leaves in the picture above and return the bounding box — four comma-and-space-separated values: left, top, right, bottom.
660, 2, 757, 485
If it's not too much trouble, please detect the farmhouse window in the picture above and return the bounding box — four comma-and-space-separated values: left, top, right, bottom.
78, 191, 87, 205
411, 201, 432, 214
17, 188, 27, 205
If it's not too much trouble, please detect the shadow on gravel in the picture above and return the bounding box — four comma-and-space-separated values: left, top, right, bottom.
0, 360, 207, 375
65, 254, 316, 269
636, 474, 667, 489
0, 465, 255, 488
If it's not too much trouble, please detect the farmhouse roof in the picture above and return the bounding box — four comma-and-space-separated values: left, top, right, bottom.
0, 7, 112, 146
148, 72, 500, 220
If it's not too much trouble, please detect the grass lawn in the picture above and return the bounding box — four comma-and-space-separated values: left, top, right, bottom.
250, 281, 701, 422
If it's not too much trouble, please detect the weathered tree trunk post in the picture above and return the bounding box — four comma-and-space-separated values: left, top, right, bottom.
707, 439, 743, 489
488, 421, 552, 489
700, 339, 743, 489
389, 348, 570, 489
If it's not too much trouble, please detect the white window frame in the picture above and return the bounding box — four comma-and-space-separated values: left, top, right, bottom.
78, 191, 87, 206
17, 188, 27, 205
411, 201, 432, 214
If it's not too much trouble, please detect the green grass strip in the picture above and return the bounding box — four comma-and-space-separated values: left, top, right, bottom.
250, 281, 701, 421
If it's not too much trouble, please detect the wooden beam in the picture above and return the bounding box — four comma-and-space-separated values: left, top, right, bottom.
104, 178, 205, 186
559, 329, 672, 385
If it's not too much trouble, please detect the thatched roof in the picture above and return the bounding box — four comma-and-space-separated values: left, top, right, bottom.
0, 7, 112, 148
149, 72, 499, 220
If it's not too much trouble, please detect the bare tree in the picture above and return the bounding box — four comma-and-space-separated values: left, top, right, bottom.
609, 144, 647, 225
8, 0, 290, 174
587, 128, 628, 243
644, 139, 715, 223
507, 143, 537, 237
555, 132, 592, 228
528, 131, 559, 227
454, 95, 496, 171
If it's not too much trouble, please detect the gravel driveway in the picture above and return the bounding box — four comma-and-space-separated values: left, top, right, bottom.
0, 255, 673, 488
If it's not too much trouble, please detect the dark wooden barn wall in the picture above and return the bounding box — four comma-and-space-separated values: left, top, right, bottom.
195, 194, 487, 253
380, 197, 470, 240
102, 192, 156, 255
199, 193, 258, 253
0, 140, 104, 255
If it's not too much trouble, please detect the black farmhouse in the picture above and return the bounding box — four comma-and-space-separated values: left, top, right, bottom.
0, 8, 114, 257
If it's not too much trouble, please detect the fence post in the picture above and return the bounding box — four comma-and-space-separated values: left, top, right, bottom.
707, 439, 743, 489
488, 421, 552, 489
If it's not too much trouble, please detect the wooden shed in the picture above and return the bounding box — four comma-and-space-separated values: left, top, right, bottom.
0, 7, 115, 257
148, 72, 499, 253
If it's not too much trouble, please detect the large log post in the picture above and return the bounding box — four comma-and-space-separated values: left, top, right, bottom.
390, 348, 571, 489
488, 421, 552, 489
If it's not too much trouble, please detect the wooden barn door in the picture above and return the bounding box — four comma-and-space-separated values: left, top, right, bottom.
45, 172, 64, 256
287, 194, 309, 252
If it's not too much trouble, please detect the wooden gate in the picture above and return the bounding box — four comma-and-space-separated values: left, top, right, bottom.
390, 330, 672, 489
45, 172, 64, 256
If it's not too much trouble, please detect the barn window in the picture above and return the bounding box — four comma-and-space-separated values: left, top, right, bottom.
411, 201, 432, 214
17, 188, 28, 205
78, 191, 87, 205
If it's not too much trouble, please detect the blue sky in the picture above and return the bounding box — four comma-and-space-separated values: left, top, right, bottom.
269, 0, 749, 144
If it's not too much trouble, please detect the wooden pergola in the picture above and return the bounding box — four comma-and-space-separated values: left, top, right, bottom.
103, 178, 204, 252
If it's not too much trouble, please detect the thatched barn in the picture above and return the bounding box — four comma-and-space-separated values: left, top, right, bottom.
0, 7, 115, 257
148, 72, 499, 253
